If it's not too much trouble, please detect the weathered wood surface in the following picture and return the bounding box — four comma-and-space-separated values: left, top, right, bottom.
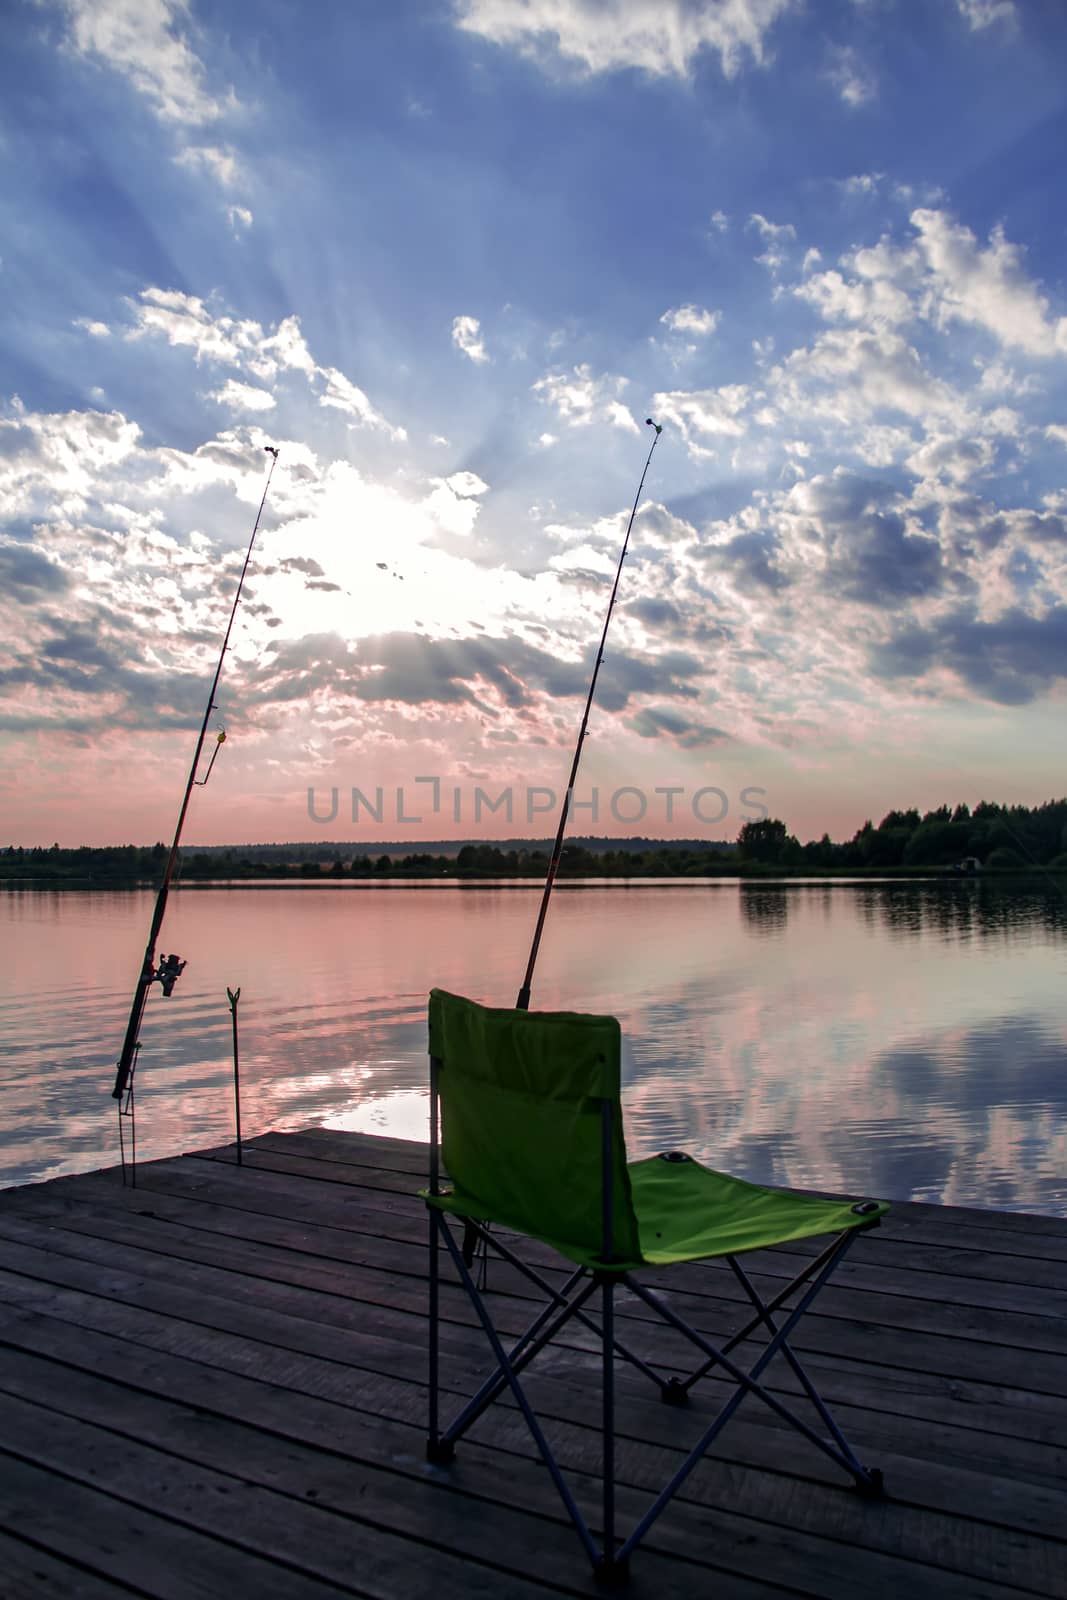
0, 1128, 1063, 1599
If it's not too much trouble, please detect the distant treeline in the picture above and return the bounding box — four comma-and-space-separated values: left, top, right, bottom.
3, 799, 1067, 882
736, 800, 1067, 872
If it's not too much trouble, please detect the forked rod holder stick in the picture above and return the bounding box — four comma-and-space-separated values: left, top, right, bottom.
227, 986, 242, 1166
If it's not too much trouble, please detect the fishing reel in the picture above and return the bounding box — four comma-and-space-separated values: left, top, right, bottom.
153, 952, 187, 996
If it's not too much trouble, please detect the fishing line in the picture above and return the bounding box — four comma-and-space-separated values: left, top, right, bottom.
112, 445, 280, 1184
516, 421, 663, 1011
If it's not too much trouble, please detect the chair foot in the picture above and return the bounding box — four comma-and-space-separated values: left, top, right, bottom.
593, 1554, 630, 1589
426, 1437, 456, 1465
854, 1466, 885, 1499
660, 1376, 690, 1407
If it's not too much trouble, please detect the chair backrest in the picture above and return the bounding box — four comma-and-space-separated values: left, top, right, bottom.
428, 988, 641, 1265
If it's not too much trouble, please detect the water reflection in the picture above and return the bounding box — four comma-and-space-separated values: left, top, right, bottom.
1, 881, 1065, 1217
738, 884, 790, 937
853, 879, 1067, 943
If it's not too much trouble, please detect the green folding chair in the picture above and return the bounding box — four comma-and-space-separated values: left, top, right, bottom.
423, 988, 888, 1585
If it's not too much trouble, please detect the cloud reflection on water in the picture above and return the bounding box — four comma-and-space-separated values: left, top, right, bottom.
1, 881, 1065, 1216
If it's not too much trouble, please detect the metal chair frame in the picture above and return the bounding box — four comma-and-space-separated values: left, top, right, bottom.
426, 1058, 884, 1585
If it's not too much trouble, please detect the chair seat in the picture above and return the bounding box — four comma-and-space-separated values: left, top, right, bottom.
628, 1155, 887, 1264
424, 1155, 886, 1272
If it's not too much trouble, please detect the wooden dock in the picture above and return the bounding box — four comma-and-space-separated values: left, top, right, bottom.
0, 1128, 1064, 1598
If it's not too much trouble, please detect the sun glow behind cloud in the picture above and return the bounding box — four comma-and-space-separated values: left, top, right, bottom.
2, 0, 1067, 844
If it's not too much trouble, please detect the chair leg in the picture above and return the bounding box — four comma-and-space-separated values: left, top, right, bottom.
425, 1209, 454, 1465
676, 1229, 851, 1397
426, 1213, 883, 1580
438, 1217, 662, 1432
594, 1273, 631, 1588
602, 1274, 615, 1559
436, 1214, 602, 1568
726, 1254, 875, 1486
627, 1259, 883, 1495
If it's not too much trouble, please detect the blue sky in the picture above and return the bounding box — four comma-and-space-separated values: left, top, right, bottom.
2, 0, 1067, 846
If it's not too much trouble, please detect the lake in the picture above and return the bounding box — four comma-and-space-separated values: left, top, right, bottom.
2, 879, 1066, 1216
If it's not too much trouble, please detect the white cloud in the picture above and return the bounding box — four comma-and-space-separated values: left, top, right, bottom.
910, 209, 1067, 357
794, 267, 912, 327
0, 400, 143, 515
125, 287, 249, 363
825, 44, 876, 107
423, 474, 489, 536
748, 213, 796, 243
792, 209, 1067, 369
747, 213, 796, 273
228, 205, 254, 232
260, 315, 316, 378
444, 470, 489, 497
956, 0, 1017, 30
451, 315, 489, 364
53, 0, 233, 125
209, 379, 276, 413
660, 304, 720, 337
118, 288, 404, 438
650, 384, 749, 454
709, 210, 730, 233
319, 368, 407, 441
1047, 425, 1067, 451
74, 317, 110, 337
606, 400, 639, 433
975, 358, 1038, 398
772, 326, 960, 427
837, 173, 882, 196
532, 364, 637, 431
175, 143, 240, 187
454, 0, 797, 82
905, 431, 996, 484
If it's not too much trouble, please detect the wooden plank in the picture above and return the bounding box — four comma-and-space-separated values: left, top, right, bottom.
23, 1168, 1067, 1326
3, 1131, 1067, 1600
4, 1200, 1067, 1472
0, 1244, 1064, 1551
0, 1390, 648, 1600
0, 1355, 946, 1600
243, 1130, 1067, 1243
189, 1143, 1067, 1282
3, 1205, 1066, 1421
6, 1173, 1067, 1463
0, 1453, 359, 1600
241, 1131, 1067, 1248
0, 1529, 141, 1599
30, 1158, 1067, 1318
2, 1201, 1064, 1496
0, 1312, 1061, 1599
24, 1155, 1067, 1344
24, 1130, 1067, 1261
247, 1128, 425, 1171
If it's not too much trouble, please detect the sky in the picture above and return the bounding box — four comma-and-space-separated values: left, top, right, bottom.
2, 0, 1067, 848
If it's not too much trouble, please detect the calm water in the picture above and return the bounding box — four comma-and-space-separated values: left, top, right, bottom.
2, 880, 1066, 1216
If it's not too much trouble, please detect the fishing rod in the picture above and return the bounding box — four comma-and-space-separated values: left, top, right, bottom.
111, 447, 280, 1144
515, 420, 663, 1011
